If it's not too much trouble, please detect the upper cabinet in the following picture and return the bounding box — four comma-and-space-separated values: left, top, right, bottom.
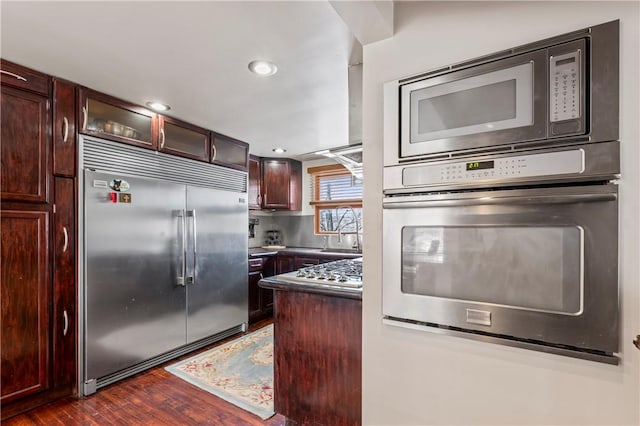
261, 158, 302, 210
248, 155, 261, 210
159, 116, 209, 162
79, 88, 251, 169
1, 60, 50, 203
211, 132, 249, 171
53, 79, 77, 177
79, 89, 157, 149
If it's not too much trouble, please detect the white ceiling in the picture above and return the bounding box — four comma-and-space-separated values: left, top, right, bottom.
0, 1, 362, 158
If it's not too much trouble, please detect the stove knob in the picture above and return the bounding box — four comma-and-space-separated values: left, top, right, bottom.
317, 273, 326, 279
306, 272, 316, 279
296, 269, 306, 277
327, 273, 336, 281
339, 275, 348, 282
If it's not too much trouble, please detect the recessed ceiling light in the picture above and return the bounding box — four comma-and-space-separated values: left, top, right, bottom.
272, 147, 286, 154
248, 60, 278, 76
146, 101, 171, 112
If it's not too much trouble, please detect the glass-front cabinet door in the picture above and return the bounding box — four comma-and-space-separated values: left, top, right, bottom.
80, 90, 156, 149
211, 132, 249, 171
159, 116, 209, 162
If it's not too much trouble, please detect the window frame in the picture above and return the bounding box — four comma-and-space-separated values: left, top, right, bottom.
308, 164, 363, 235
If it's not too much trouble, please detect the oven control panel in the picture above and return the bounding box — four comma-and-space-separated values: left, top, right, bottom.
401, 149, 584, 187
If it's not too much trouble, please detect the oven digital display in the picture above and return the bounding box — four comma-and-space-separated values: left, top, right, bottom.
466, 160, 495, 171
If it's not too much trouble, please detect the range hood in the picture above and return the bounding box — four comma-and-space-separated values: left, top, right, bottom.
317, 144, 363, 179
317, 61, 363, 178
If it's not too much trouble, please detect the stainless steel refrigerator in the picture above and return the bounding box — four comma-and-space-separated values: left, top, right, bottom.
81, 137, 248, 392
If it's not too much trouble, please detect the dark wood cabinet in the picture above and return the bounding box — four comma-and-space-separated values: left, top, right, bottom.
1, 209, 51, 405
276, 254, 295, 274
1, 60, 77, 420
0, 59, 50, 95
273, 290, 362, 425
261, 158, 302, 210
53, 79, 77, 177
211, 132, 249, 171
0, 85, 50, 204
79, 89, 157, 150
248, 255, 276, 323
248, 155, 261, 210
52, 178, 76, 390
159, 116, 209, 161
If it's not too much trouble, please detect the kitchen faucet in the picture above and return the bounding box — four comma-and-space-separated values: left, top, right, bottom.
335, 206, 362, 252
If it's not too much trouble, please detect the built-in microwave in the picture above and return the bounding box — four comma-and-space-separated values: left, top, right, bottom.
384, 20, 619, 166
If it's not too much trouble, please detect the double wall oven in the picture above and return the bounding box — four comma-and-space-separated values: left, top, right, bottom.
382, 20, 620, 364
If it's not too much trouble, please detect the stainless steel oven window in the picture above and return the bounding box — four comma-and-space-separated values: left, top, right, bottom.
407, 62, 534, 143
400, 225, 584, 315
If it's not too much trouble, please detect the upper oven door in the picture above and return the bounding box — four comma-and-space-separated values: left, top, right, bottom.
399, 40, 586, 160
382, 184, 618, 354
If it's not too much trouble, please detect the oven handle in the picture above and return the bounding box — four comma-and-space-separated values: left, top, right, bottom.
383, 192, 617, 209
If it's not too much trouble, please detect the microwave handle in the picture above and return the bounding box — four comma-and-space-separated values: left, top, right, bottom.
383, 192, 616, 209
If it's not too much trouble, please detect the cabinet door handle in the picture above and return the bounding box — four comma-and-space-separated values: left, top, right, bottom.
62, 117, 69, 143
82, 106, 88, 130
63, 310, 69, 337
211, 143, 217, 162
0, 69, 27, 82
62, 226, 69, 253
263, 193, 267, 205
634, 335, 640, 351
257, 194, 262, 206
259, 273, 264, 280
160, 128, 166, 149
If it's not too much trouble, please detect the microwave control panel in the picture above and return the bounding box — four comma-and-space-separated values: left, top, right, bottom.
549, 49, 581, 123
401, 149, 585, 187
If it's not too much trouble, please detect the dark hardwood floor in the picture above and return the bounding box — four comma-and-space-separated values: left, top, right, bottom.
2, 320, 285, 425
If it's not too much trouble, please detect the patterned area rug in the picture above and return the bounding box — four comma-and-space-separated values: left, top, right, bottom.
165, 325, 274, 419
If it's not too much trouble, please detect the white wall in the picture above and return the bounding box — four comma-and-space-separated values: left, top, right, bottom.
361, 2, 639, 425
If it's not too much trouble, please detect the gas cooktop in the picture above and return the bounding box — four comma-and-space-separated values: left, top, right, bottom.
278, 258, 363, 288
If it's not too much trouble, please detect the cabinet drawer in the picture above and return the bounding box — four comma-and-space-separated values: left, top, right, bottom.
249, 257, 264, 272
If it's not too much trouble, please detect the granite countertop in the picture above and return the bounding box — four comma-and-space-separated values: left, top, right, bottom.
258, 275, 362, 300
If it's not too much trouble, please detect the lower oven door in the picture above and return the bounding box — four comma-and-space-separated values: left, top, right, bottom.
382, 184, 618, 356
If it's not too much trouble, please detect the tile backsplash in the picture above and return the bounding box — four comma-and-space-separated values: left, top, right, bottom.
248, 213, 360, 250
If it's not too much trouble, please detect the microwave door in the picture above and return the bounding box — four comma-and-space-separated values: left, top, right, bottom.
400, 50, 548, 158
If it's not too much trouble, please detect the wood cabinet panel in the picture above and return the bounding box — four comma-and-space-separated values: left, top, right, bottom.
160, 116, 209, 161
52, 178, 76, 390
53, 79, 76, 177
211, 132, 249, 171
0, 59, 50, 96
79, 89, 157, 149
261, 159, 290, 209
274, 291, 362, 425
260, 158, 301, 210
248, 155, 261, 210
249, 255, 275, 323
276, 255, 295, 274
1, 86, 50, 203
1, 210, 50, 404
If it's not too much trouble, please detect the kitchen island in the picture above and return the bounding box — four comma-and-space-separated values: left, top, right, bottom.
259, 265, 362, 426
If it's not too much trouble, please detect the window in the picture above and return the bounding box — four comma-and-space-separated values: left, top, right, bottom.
308, 164, 362, 235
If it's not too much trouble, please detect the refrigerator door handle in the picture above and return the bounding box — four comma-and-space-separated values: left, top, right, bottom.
177, 210, 186, 287
186, 209, 197, 285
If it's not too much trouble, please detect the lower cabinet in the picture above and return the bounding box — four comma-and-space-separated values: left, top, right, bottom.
0, 180, 77, 419
249, 255, 275, 323
1, 209, 51, 405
